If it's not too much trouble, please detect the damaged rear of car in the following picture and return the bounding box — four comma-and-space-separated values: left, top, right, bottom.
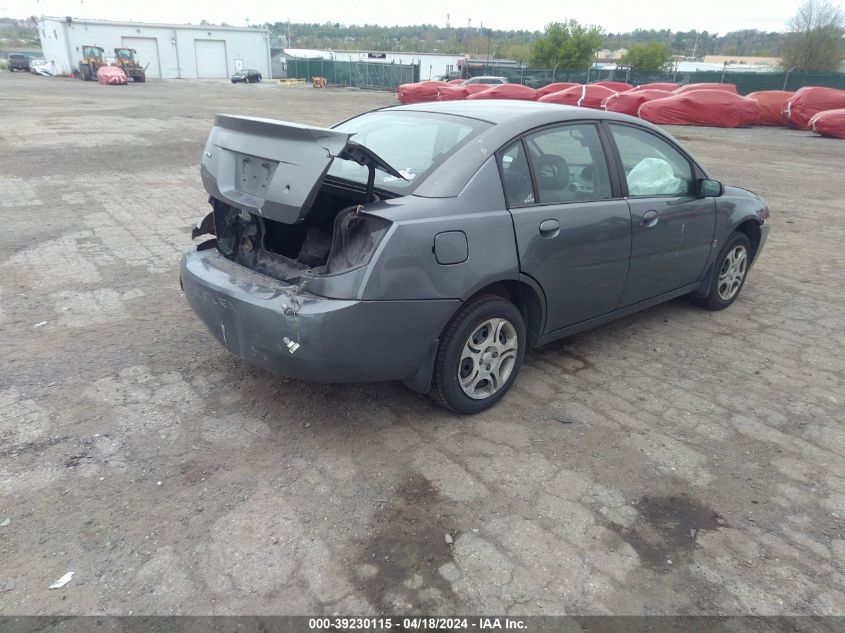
181, 110, 494, 388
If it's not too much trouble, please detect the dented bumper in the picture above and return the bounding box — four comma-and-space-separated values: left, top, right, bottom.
180, 249, 458, 384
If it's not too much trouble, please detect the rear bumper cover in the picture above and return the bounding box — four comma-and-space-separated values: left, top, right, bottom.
181, 249, 458, 383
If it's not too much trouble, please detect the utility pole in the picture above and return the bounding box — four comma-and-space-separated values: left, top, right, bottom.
486, 28, 492, 74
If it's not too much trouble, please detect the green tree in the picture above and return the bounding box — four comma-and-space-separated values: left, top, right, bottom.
530, 20, 604, 69
502, 43, 532, 63
781, 0, 845, 71
621, 42, 673, 71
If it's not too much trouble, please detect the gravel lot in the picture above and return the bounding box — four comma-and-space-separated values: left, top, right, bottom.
1, 73, 844, 617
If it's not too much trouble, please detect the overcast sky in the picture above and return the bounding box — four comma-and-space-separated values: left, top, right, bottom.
3, 0, 842, 35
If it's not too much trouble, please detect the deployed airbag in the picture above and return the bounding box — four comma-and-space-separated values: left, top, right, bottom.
626, 158, 683, 196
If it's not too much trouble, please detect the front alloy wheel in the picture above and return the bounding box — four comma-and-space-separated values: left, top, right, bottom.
431, 295, 526, 414
717, 244, 748, 302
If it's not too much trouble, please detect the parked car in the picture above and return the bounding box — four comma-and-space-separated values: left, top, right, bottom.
30, 59, 52, 76
7, 53, 30, 72
462, 76, 508, 85
231, 69, 262, 84
182, 102, 769, 413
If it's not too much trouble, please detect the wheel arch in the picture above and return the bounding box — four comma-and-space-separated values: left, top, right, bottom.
734, 217, 763, 262
459, 277, 546, 348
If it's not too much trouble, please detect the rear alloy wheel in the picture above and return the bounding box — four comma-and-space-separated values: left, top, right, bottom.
696, 231, 751, 310
431, 295, 526, 414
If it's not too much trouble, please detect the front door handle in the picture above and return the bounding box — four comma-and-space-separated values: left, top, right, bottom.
640, 209, 659, 227
539, 219, 560, 238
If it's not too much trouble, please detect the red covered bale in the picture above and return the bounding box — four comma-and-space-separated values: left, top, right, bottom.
810, 108, 845, 139
783, 87, 845, 129
396, 81, 443, 104
465, 84, 539, 100
593, 81, 633, 92
602, 89, 673, 116
674, 83, 738, 95
538, 84, 617, 109
746, 90, 793, 126
638, 90, 760, 127
536, 82, 579, 97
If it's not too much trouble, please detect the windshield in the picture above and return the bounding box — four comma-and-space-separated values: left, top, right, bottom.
328, 110, 490, 193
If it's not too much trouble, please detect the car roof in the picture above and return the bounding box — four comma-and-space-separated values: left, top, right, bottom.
382, 100, 707, 198
387, 100, 633, 125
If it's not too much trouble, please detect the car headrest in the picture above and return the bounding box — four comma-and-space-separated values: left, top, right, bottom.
534, 155, 569, 190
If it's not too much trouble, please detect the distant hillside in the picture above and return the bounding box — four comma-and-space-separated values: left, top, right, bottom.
0, 17, 40, 48
270, 22, 787, 59
0, 16, 787, 59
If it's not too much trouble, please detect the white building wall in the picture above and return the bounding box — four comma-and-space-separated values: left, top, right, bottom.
37, 17, 270, 79
285, 48, 464, 80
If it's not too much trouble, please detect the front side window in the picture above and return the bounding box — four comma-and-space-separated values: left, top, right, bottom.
524, 123, 612, 204
609, 124, 694, 197
328, 111, 490, 193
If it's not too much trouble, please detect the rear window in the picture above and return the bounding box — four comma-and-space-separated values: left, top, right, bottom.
328, 111, 490, 193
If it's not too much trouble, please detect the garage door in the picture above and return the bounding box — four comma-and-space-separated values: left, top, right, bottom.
194, 40, 228, 78
121, 37, 161, 78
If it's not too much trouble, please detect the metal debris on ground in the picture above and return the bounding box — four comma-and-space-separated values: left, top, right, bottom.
48, 572, 74, 589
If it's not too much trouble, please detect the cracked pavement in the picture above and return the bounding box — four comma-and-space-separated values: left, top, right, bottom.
0, 73, 844, 616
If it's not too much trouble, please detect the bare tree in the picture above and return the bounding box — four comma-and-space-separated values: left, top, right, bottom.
781, 0, 845, 71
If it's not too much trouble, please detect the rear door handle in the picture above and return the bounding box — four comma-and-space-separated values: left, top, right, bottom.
539, 219, 560, 238
640, 209, 659, 227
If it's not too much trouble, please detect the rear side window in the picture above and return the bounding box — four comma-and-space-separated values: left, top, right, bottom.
499, 141, 534, 207
524, 124, 612, 204
609, 124, 694, 197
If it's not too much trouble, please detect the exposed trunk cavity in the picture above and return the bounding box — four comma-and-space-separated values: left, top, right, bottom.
198, 182, 392, 283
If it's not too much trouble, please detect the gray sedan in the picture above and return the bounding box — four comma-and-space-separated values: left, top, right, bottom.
182, 101, 769, 413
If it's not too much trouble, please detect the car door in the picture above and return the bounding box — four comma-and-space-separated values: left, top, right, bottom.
607, 123, 716, 306
501, 122, 632, 333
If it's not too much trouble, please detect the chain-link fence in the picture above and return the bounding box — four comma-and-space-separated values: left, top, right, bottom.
285, 58, 420, 90
466, 64, 845, 94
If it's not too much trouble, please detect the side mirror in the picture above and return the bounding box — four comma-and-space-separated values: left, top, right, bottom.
698, 178, 724, 198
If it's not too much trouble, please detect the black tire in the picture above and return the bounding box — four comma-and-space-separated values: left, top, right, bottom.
431, 295, 526, 414
257, 74, 262, 82
694, 231, 752, 311
80, 65, 91, 81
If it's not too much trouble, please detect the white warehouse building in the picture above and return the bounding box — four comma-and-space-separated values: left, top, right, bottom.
38, 16, 271, 79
